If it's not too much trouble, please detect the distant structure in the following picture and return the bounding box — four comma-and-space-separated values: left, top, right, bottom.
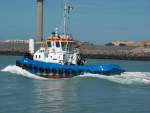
37, 0, 44, 41
112, 41, 134, 46
5, 40, 29, 43
105, 40, 150, 47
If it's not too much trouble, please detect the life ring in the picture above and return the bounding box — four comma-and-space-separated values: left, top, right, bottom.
52, 69, 56, 74
58, 69, 63, 75
62, 69, 66, 76
67, 70, 73, 76
39, 67, 44, 73
45, 68, 50, 73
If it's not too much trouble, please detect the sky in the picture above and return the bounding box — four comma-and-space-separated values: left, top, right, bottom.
0, 0, 150, 44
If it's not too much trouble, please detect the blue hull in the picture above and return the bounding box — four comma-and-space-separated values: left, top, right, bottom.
16, 58, 125, 78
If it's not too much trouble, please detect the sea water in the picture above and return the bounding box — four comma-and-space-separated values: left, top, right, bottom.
0, 55, 150, 113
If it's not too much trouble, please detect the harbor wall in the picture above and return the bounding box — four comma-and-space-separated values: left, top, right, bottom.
79, 44, 150, 60
0, 41, 150, 60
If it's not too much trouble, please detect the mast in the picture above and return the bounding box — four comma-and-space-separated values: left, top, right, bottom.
63, 1, 73, 37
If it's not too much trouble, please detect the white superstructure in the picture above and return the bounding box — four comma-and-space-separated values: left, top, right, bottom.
33, 33, 84, 65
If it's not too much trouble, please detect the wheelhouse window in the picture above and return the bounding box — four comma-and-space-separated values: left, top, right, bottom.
68, 42, 73, 48
61, 42, 67, 48
47, 42, 51, 47
61, 42, 67, 50
67, 42, 74, 51
56, 42, 60, 47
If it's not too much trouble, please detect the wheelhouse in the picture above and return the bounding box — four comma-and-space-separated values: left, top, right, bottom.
47, 34, 75, 51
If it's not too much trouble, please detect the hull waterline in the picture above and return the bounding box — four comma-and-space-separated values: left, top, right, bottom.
16, 58, 125, 78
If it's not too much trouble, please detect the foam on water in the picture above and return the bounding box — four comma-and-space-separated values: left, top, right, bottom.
1, 65, 150, 85
1, 65, 47, 80
78, 72, 150, 85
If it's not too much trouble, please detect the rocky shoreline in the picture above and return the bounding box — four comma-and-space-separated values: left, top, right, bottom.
79, 44, 150, 60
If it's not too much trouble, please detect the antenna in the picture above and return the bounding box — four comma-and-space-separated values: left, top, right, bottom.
63, 0, 73, 37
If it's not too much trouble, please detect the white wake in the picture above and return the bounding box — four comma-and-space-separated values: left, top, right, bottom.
1, 65, 47, 80
78, 72, 150, 85
1, 65, 150, 85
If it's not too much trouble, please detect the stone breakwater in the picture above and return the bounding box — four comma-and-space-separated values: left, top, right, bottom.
0, 41, 150, 60
79, 44, 150, 60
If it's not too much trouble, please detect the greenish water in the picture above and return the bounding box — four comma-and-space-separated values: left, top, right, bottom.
0, 55, 150, 113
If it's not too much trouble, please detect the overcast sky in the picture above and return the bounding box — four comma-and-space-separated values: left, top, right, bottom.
0, 0, 150, 44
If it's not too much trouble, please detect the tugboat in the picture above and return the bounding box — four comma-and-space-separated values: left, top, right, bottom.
16, 2, 125, 78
